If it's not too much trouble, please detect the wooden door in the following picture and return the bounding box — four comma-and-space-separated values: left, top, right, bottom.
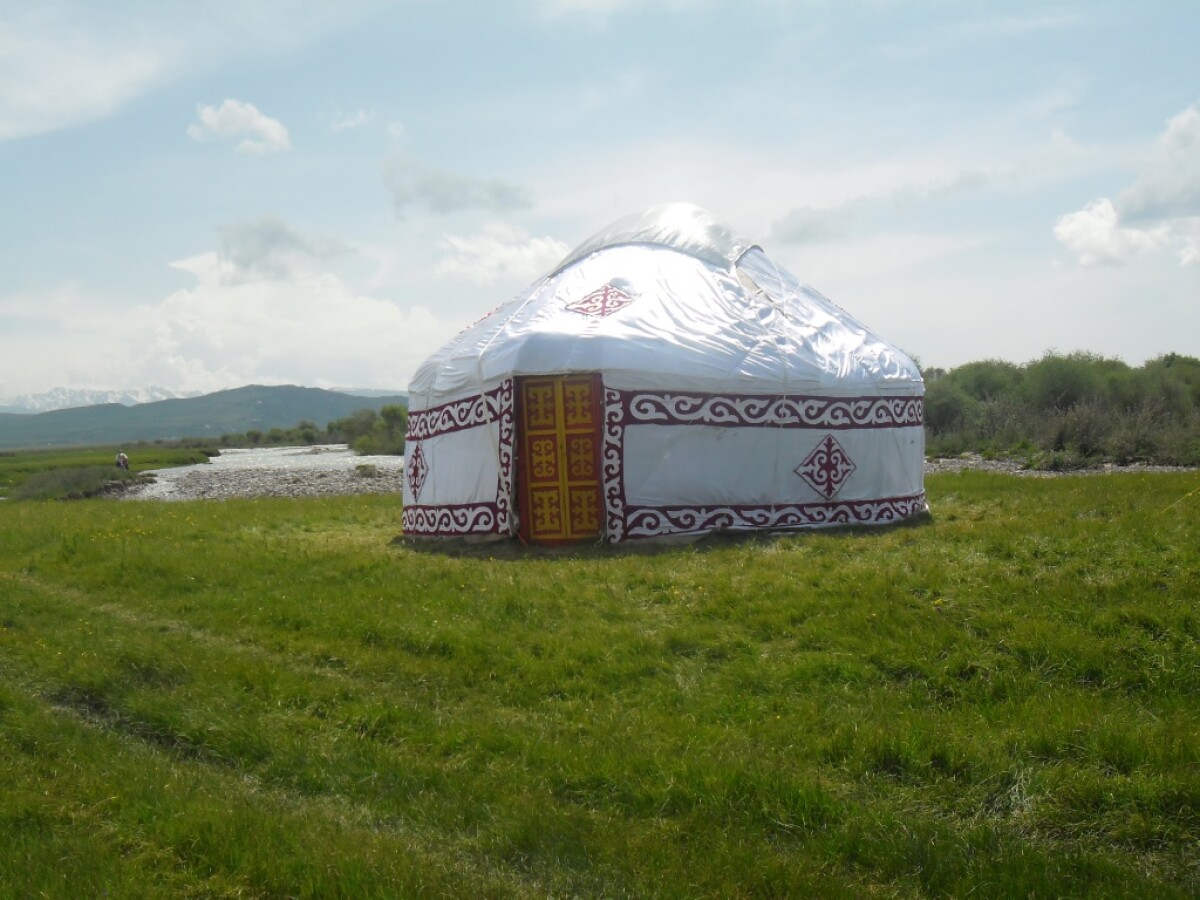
517, 374, 603, 543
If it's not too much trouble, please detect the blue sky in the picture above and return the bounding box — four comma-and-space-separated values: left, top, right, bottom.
2, 0, 1198, 397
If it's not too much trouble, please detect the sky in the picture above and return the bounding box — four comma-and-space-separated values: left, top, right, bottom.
2, 0, 1198, 399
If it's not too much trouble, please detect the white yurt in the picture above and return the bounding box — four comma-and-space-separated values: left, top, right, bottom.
403, 203, 925, 544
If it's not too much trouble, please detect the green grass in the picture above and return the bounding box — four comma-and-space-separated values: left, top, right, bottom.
1, 473, 1198, 896
0, 446, 212, 500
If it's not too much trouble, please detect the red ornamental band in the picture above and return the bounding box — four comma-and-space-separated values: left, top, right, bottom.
616, 391, 923, 429
621, 495, 928, 539
406, 381, 513, 442
401, 502, 502, 537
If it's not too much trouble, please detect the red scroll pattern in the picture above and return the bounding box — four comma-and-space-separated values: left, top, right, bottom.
403, 380, 514, 537
406, 383, 512, 441
623, 495, 928, 539
402, 503, 500, 537
617, 391, 923, 429
602, 387, 628, 542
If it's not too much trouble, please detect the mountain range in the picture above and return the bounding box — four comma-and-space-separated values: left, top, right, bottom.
0, 385, 405, 414
0, 385, 408, 450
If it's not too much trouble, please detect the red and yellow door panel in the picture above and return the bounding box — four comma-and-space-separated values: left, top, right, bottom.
517, 374, 603, 543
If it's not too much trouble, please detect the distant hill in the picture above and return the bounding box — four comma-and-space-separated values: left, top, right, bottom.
0, 385, 409, 450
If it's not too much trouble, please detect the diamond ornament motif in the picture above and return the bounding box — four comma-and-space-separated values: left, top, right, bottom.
795, 434, 856, 499
565, 283, 636, 318
408, 442, 428, 501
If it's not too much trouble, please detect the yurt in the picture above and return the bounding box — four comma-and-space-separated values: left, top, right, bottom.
403, 203, 925, 544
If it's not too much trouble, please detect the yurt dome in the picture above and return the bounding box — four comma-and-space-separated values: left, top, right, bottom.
404, 203, 925, 543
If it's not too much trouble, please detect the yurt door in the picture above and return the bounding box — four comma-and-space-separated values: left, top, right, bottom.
516, 374, 604, 543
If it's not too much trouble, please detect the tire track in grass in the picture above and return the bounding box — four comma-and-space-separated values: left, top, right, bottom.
1, 676, 544, 897
1, 568, 565, 895
0, 567, 429, 789
0, 569, 388, 690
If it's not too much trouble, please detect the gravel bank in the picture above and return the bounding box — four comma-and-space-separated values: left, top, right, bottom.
923, 452, 1196, 478
116, 445, 404, 501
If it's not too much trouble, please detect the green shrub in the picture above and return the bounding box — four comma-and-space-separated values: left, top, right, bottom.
924, 380, 978, 432
334, 404, 407, 456
925, 352, 1200, 467
11, 466, 137, 500
952, 359, 1024, 401
1022, 352, 1104, 412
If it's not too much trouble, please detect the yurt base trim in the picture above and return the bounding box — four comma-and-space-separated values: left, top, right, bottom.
401, 495, 928, 541
619, 492, 928, 540
402, 502, 505, 537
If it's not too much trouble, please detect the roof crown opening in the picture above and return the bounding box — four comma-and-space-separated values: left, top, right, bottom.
552, 202, 757, 275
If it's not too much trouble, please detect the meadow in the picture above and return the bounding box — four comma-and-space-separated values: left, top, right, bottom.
0, 446, 212, 501
1, 472, 1197, 897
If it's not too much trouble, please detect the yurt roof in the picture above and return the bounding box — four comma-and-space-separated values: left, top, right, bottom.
408, 204, 922, 401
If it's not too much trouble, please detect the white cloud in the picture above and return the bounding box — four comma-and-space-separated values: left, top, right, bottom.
1053, 199, 1167, 268
527, 127, 1100, 249
384, 155, 532, 216
0, 18, 172, 141
1057, 104, 1200, 268
1174, 219, 1200, 267
328, 108, 373, 132
1117, 104, 1200, 222
770, 203, 864, 245
0, 207, 466, 394
881, 10, 1080, 60
533, 0, 640, 19
531, 0, 727, 19
0, 261, 443, 395
778, 231, 986, 287
215, 217, 348, 282
142, 255, 441, 391
187, 99, 291, 154
434, 224, 569, 284
0, 2, 380, 143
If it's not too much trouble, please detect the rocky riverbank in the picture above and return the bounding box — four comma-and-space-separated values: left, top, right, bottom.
923, 452, 1196, 478
116, 445, 405, 501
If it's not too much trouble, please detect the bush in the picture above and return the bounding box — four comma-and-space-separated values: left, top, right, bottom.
1051, 398, 1109, 457
924, 380, 977, 432
1033, 449, 1091, 472
333, 404, 407, 456
1022, 352, 1104, 413
12, 467, 138, 501
951, 359, 1023, 401
924, 352, 1200, 467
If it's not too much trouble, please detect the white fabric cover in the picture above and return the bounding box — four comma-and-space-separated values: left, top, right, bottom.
404, 203, 925, 541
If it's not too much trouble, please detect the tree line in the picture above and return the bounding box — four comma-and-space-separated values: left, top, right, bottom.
922, 352, 1200, 468
195, 404, 408, 456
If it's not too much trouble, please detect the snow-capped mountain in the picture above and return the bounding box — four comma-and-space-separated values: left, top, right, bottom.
0, 386, 202, 414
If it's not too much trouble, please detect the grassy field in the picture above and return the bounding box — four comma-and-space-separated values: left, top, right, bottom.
0, 446, 213, 500
1, 473, 1198, 897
